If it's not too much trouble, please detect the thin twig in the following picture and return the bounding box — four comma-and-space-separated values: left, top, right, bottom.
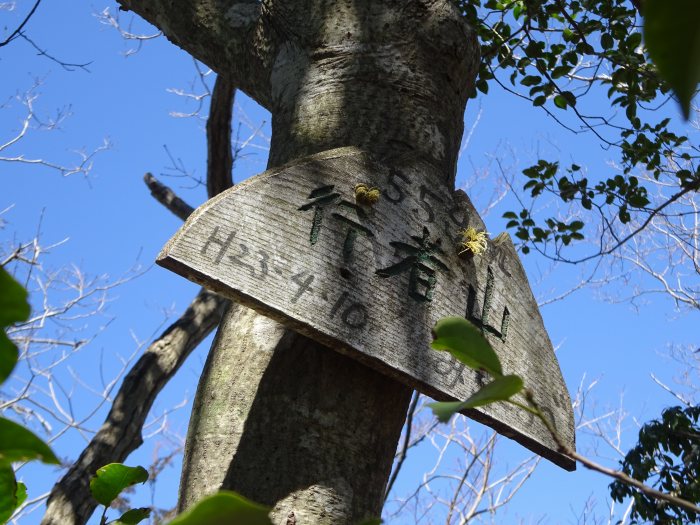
143, 173, 195, 221
384, 390, 419, 503
516, 391, 700, 517
0, 0, 41, 47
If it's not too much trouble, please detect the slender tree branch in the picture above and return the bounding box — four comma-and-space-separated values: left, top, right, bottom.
0, 0, 41, 47
383, 390, 419, 503
518, 391, 700, 517
206, 75, 236, 198
16, 31, 91, 72
41, 66, 238, 525
143, 173, 195, 221
40, 288, 228, 525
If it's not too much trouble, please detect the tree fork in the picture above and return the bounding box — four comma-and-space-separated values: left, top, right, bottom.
177, 0, 479, 522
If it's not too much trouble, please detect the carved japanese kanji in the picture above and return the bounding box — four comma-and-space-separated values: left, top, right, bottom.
157, 147, 576, 470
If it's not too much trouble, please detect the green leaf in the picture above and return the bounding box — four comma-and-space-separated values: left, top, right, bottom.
532, 95, 547, 106
553, 95, 568, 109
15, 482, 26, 510
89, 464, 149, 507
0, 267, 30, 327
427, 401, 467, 423
521, 75, 542, 86
0, 333, 18, 387
644, 0, 700, 119
356, 519, 382, 525
431, 317, 502, 377
0, 466, 18, 524
168, 491, 272, 525
428, 375, 524, 422
0, 267, 30, 384
0, 417, 59, 465
113, 508, 151, 525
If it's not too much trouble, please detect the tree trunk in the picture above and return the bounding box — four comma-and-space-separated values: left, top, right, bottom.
177, 0, 479, 523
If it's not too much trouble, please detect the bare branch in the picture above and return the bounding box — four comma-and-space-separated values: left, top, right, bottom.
16, 32, 91, 72
0, 0, 41, 47
94, 7, 162, 57
40, 288, 228, 525
0, 85, 110, 177
41, 60, 240, 525
206, 75, 236, 197
143, 173, 195, 221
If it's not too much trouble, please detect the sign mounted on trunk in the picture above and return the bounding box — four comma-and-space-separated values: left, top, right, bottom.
157, 147, 576, 470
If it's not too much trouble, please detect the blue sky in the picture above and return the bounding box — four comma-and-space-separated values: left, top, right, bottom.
2, 1, 698, 523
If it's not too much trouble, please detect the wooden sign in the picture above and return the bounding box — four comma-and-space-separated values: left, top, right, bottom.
157, 147, 576, 470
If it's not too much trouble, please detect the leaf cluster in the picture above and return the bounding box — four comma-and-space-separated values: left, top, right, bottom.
456, 0, 698, 257
610, 405, 700, 524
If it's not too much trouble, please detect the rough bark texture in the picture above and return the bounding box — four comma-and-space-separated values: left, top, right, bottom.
206, 76, 236, 196
173, 0, 480, 523
265, 0, 478, 183
179, 305, 411, 523
40, 288, 227, 525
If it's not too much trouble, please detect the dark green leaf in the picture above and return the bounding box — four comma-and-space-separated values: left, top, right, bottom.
89, 464, 148, 507
0, 267, 30, 384
113, 508, 151, 525
553, 95, 568, 109
428, 375, 524, 422
431, 317, 502, 377
0, 268, 30, 327
0, 466, 18, 524
356, 519, 382, 525
644, 0, 700, 119
533, 95, 547, 106
15, 482, 26, 509
168, 491, 272, 525
521, 75, 542, 86
0, 333, 18, 386
0, 417, 59, 465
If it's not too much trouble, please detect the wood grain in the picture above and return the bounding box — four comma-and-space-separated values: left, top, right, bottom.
158, 147, 576, 470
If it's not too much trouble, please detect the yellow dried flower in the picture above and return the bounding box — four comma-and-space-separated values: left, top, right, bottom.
459, 227, 488, 256
354, 183, 381, 205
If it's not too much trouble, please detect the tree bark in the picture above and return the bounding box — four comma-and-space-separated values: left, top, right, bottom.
176, 0, 479, 523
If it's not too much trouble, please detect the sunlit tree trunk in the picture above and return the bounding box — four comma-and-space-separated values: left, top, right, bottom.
178, 2, 478, 521
55, 0, 479, 522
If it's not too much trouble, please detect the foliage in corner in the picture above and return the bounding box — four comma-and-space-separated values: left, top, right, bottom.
610, 405, 700, 525
0, 267, 59, 525
0, 266, 30, 383
167, 491, 273, 525
643, 0, 700, 119
89, 463, 150, 525
455, 0, 699, 258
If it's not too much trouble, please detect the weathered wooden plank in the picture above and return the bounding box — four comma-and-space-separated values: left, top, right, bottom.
157, 147, 576, 470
